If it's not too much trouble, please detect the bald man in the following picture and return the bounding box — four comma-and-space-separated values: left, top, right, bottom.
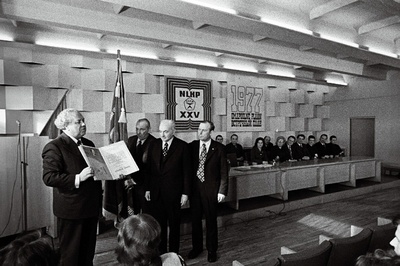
144, 120, 191, 254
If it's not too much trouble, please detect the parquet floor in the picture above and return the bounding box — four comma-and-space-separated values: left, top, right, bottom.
94, 178, 400, 266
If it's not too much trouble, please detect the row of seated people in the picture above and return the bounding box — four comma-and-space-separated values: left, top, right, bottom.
233, 215, 400, 266
221, 133, 344, 166
0, 214, 185, 266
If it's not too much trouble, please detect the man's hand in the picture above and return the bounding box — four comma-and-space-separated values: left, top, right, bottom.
181, 194, 188, 206
79, 167, 94, 182
123, 178, 136, 189
217, 193, 225, 203
145, 191, 151, 201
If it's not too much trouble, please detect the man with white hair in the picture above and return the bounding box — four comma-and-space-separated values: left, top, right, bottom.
145, 120, 191, 254
42, 108, 102, 266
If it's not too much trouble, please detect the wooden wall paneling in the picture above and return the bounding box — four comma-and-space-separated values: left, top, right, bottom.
289, 88, 305, 104
32, 111, 53, 134
142, 94, 164, 113
266, 101, 277, 116
308, 118, 322, 131
307, 91, 324, 105
32, 65, 80, 89
279, 103, 296, 117
24, 136, 53, 232
0, 136, 23, 237
269, 116, 289, 132
299, 104, 315, 118
0, 86, 5, 108
269, 87, 289, 103
0, 60, 30, 86
0, 110, 33, 134
67, 89, 104, 112
68, 55, 102, 69
125, 92, 143, 113
213, 98, 226, 115
129, 73, 158, 94
83, 112, 108, 133
290, 117, 306, 131
85, 133, 109, 148
6, 86, 59, 110
81, 69, 114, 91
102, 91, 114, 112
316, 106, 330, 118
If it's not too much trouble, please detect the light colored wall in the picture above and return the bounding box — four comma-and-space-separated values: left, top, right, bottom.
327, 71, 400, 164
1, 43, 335, 148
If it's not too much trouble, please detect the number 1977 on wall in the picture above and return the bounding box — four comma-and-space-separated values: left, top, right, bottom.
230, 86, 263, 113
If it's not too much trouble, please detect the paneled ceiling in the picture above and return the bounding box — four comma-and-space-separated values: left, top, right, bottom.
1, 0, 400, 85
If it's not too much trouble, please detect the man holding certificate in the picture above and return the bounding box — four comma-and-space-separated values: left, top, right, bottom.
42, 108, 102, 266
145, 120, 192, 254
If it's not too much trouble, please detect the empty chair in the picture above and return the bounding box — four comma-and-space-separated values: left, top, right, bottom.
326, 228, 372, 266
277, 240, 332, 266
368, 223, 397, 252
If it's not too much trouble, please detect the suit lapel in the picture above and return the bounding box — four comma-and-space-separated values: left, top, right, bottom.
205, 140, 217, 163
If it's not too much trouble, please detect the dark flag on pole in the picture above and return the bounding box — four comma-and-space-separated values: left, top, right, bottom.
39, 90, 68, 139
103, 50, 129, 222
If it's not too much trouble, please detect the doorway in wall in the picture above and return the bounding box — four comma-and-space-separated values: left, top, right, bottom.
350, 117, 375, 157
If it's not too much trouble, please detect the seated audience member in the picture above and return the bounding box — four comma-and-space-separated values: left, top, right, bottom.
307, 135, 318, 159
115, 213, 185, 266
0, 230, 59, 266
215, 135, 224, 144
270, 136, 290, 163
263, 135, 274, 152
314, 134, 330, 159
226, 134, 245, 163
291, 134, 310, 161
286, 135, 296, 161
250, 137, 269, 164
391, 215, 400, 256
327, 135, 344, 157
356, 249, 400, 266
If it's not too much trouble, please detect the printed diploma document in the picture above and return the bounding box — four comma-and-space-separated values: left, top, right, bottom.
82, 141, 139, 180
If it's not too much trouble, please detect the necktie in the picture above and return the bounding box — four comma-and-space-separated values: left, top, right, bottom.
77, 140, 82, 146
289, 146, 293, 159
163, 142, 168, 157
136, 140, 143, 160
197, 144, 207, 182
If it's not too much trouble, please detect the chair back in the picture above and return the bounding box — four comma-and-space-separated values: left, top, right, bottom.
278, 241, 332, 266
326, 228, 372, 266
368, 223, 396, 252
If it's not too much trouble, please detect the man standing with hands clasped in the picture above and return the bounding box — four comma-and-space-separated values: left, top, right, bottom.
145, 120, 191, 254
188, 121, 228, 263
42, 108, 102, 266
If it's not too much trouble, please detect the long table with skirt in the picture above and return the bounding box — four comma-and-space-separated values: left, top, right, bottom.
225, 156, 381, 210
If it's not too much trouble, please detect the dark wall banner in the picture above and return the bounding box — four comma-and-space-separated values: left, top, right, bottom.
227, 84, 265, 131
166, 77, 212, 130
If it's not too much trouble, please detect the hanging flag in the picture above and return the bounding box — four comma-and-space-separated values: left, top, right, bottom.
40, 89, 69, 139
103, 50, 129, 223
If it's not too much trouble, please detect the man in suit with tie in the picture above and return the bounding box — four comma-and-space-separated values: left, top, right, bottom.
314, 134, 330, 159
188, 121, 228, 263
145, 120, 191, 254
42, 108, 102, 266
126, 118, 155, 215
292, 134, 311, 161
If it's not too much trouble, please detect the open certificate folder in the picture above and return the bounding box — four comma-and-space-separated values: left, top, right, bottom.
82, 141, 139, 180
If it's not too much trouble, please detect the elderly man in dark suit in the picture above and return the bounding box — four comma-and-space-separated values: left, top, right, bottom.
145, 120, 191, 254
126, 118, 155, 215
188, 121, 228, 263
42, 108, 102, 266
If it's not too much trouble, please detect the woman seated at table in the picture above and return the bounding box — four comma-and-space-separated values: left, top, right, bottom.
250, 137, 269, 165
270, 136, 290, 163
